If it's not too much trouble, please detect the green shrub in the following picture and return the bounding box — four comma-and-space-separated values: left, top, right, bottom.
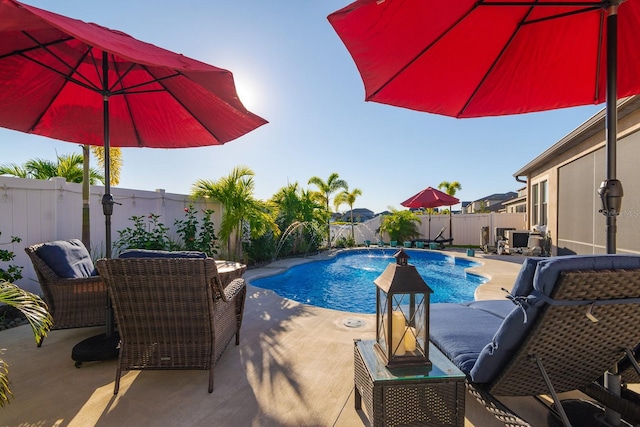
0, 232, 22, 283
114, 214, 172, 253
174, 205, 219, 257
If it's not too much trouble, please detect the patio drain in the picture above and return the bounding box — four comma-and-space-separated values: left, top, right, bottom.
343, 318, 365, 328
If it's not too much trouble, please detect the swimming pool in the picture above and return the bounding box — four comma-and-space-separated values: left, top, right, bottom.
250, 248, 486, 314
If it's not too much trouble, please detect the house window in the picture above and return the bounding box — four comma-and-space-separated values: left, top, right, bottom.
540, 180, 548, 226
531, 180, 548, 226
532, 183, 539, 225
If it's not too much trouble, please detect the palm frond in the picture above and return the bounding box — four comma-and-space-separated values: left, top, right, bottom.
0, 281, 53, 345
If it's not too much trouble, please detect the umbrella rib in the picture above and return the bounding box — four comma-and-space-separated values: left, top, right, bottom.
17, 31, 102, 93
460, 3, 604, 115
111, 56, 144, 146
23, 49, 94, 133
143, 65, 224, 144
459, 4, 536, 116
0, 35, 74, 60
521, 6, 602, 25
368, 3, 480, 101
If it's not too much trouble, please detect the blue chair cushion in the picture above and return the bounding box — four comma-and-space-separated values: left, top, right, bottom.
470, 301, 539, 383
118, 249, 207, 259
430, 303, 504, 375
36, 239, 96, 278
533, 254, 640, 297
509, 257, 545, 296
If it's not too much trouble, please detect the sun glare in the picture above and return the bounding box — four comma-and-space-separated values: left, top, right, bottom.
234, 77, 260, 112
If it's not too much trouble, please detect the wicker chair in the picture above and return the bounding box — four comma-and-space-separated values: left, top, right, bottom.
25, 241, 106, 346
429, 254, 640, 427
95, 257, 247, 394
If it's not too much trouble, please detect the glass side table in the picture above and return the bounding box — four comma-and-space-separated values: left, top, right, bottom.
354, 339, 466, 427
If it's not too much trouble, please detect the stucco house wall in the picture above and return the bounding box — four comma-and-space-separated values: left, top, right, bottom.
514, 96, 640, 256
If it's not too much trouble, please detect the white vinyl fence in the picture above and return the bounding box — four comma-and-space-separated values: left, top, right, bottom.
1, 176, 222, 294
331, 212, 527, 247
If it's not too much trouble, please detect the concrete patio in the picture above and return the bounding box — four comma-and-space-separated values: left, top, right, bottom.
0, 251, 596, 426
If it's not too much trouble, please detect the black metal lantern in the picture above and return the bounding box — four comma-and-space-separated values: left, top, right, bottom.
373, 249, 433, 367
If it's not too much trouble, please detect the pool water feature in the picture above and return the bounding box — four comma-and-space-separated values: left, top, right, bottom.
250, 248, 486, 314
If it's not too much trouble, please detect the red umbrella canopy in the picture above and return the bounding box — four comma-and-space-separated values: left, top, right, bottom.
328, 0, 640, 118
401, 187, 459, 210
0, 0, 267, 148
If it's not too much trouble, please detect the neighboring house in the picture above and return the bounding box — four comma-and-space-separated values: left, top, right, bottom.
337, 208, 375, 223
464, 192, 518, 213
513, 95, 640, 256
503, 187, 527, 214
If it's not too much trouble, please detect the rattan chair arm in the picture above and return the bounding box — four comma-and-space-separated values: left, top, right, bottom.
221, 278, 246, 301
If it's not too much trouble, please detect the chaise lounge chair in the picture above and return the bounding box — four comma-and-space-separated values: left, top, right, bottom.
429, 254, 640, 426
96, 253, 247, 394
412, 226, 454, 249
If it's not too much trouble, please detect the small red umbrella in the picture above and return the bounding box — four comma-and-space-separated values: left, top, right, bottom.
401, 187, 459, 241
328, 0, 638, 254
401, 187, 460, 210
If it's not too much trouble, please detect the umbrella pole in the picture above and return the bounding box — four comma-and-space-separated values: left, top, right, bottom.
599, 2, 623, 257
71, 53, 120, 367
603, 5, 622, 426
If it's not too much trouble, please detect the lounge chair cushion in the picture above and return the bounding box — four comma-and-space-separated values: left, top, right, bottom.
509, 256, 544, 296
533, 254, 640, 296
430, 303, 505, 375
118, 249, 207, 259
36, 239, 96, 278
469, 254, 640, 384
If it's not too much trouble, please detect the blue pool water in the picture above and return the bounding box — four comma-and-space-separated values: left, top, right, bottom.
251, 249, 486, 314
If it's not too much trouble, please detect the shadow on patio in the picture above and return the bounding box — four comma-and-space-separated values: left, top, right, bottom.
0, 281, 375, 426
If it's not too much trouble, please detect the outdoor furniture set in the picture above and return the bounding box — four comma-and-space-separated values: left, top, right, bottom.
26, 239, 640, 424
25, 240, 247, 394
354, 253, 640, 427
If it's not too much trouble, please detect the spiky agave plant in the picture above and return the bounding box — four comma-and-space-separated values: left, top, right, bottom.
0, 281, 52, 407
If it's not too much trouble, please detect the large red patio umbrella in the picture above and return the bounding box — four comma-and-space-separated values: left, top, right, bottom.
0, 0, 267, 363
328, 0, 640, 255
401, 186, 459, 241
0, 0, 267, 258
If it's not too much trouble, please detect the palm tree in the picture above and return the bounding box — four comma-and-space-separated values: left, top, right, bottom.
271, 183, 325, 256
0, 164, 27, 178
334, 186, 363, 241
90, 146, 122, 186
308, 173, 348, 249
191, 165, 277, 260
438, 181, 462, 244
0, 153, 104, 183
0, 281, 53, 407
438, 181, 462, 197
379, 208, 421, 243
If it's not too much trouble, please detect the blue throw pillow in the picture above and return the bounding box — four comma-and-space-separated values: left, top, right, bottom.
36, 239, 96, 278
118, 249, 207, 259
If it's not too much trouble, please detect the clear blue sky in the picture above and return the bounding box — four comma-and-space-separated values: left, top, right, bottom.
0, 0, 603, 213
